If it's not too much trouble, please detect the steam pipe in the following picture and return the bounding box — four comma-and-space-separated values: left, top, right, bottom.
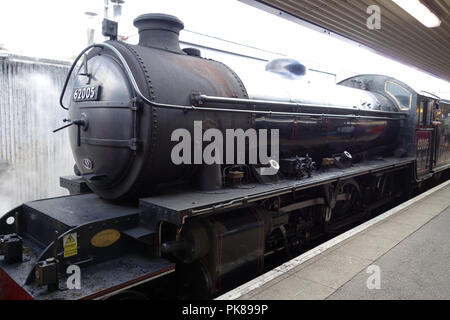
192, 94, 407, 117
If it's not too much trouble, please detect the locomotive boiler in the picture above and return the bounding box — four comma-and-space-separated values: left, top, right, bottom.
1, 13, 449, 300
64, 13, 404, 200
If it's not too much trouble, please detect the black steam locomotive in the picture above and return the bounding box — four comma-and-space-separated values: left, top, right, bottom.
1, 14, 449, 299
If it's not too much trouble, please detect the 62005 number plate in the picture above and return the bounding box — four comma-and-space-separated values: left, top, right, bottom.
73, 86, 100, 102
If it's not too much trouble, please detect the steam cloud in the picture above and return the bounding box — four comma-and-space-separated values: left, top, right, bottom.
0, 57, 73, 217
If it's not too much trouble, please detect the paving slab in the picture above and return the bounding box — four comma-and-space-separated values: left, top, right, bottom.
328, 206, 450, 300
363, 220, 419, 242
292, 249, 372, 290
332, 232, 400, 261
251, 275, 334, 300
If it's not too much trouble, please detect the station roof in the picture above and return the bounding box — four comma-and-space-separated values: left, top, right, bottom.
242, 0, 450, 82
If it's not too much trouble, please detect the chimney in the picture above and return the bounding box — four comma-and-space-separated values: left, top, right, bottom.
133, 13, 184, 53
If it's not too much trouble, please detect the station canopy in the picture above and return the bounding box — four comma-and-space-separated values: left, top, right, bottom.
243, 0, 450, 82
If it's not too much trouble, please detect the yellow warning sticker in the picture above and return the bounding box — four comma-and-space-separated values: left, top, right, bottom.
63, 232, 78, 258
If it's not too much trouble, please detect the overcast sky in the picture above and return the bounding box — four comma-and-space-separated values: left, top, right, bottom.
0, 0, 449, 96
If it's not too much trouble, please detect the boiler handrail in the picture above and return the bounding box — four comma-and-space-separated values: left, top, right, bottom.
59, 42, 406, 122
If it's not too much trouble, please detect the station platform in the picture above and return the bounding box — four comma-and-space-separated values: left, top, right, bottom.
217, 179, 450, 300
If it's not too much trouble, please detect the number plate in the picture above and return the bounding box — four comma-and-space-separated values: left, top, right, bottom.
73, 86, 100, 102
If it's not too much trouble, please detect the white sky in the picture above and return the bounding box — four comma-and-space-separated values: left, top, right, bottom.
0, 0, 449, 97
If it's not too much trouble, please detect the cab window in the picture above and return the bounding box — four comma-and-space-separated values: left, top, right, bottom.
385, 81, 412, 110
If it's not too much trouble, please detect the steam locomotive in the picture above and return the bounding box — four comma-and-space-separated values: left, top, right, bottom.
1, 14, 449, 300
